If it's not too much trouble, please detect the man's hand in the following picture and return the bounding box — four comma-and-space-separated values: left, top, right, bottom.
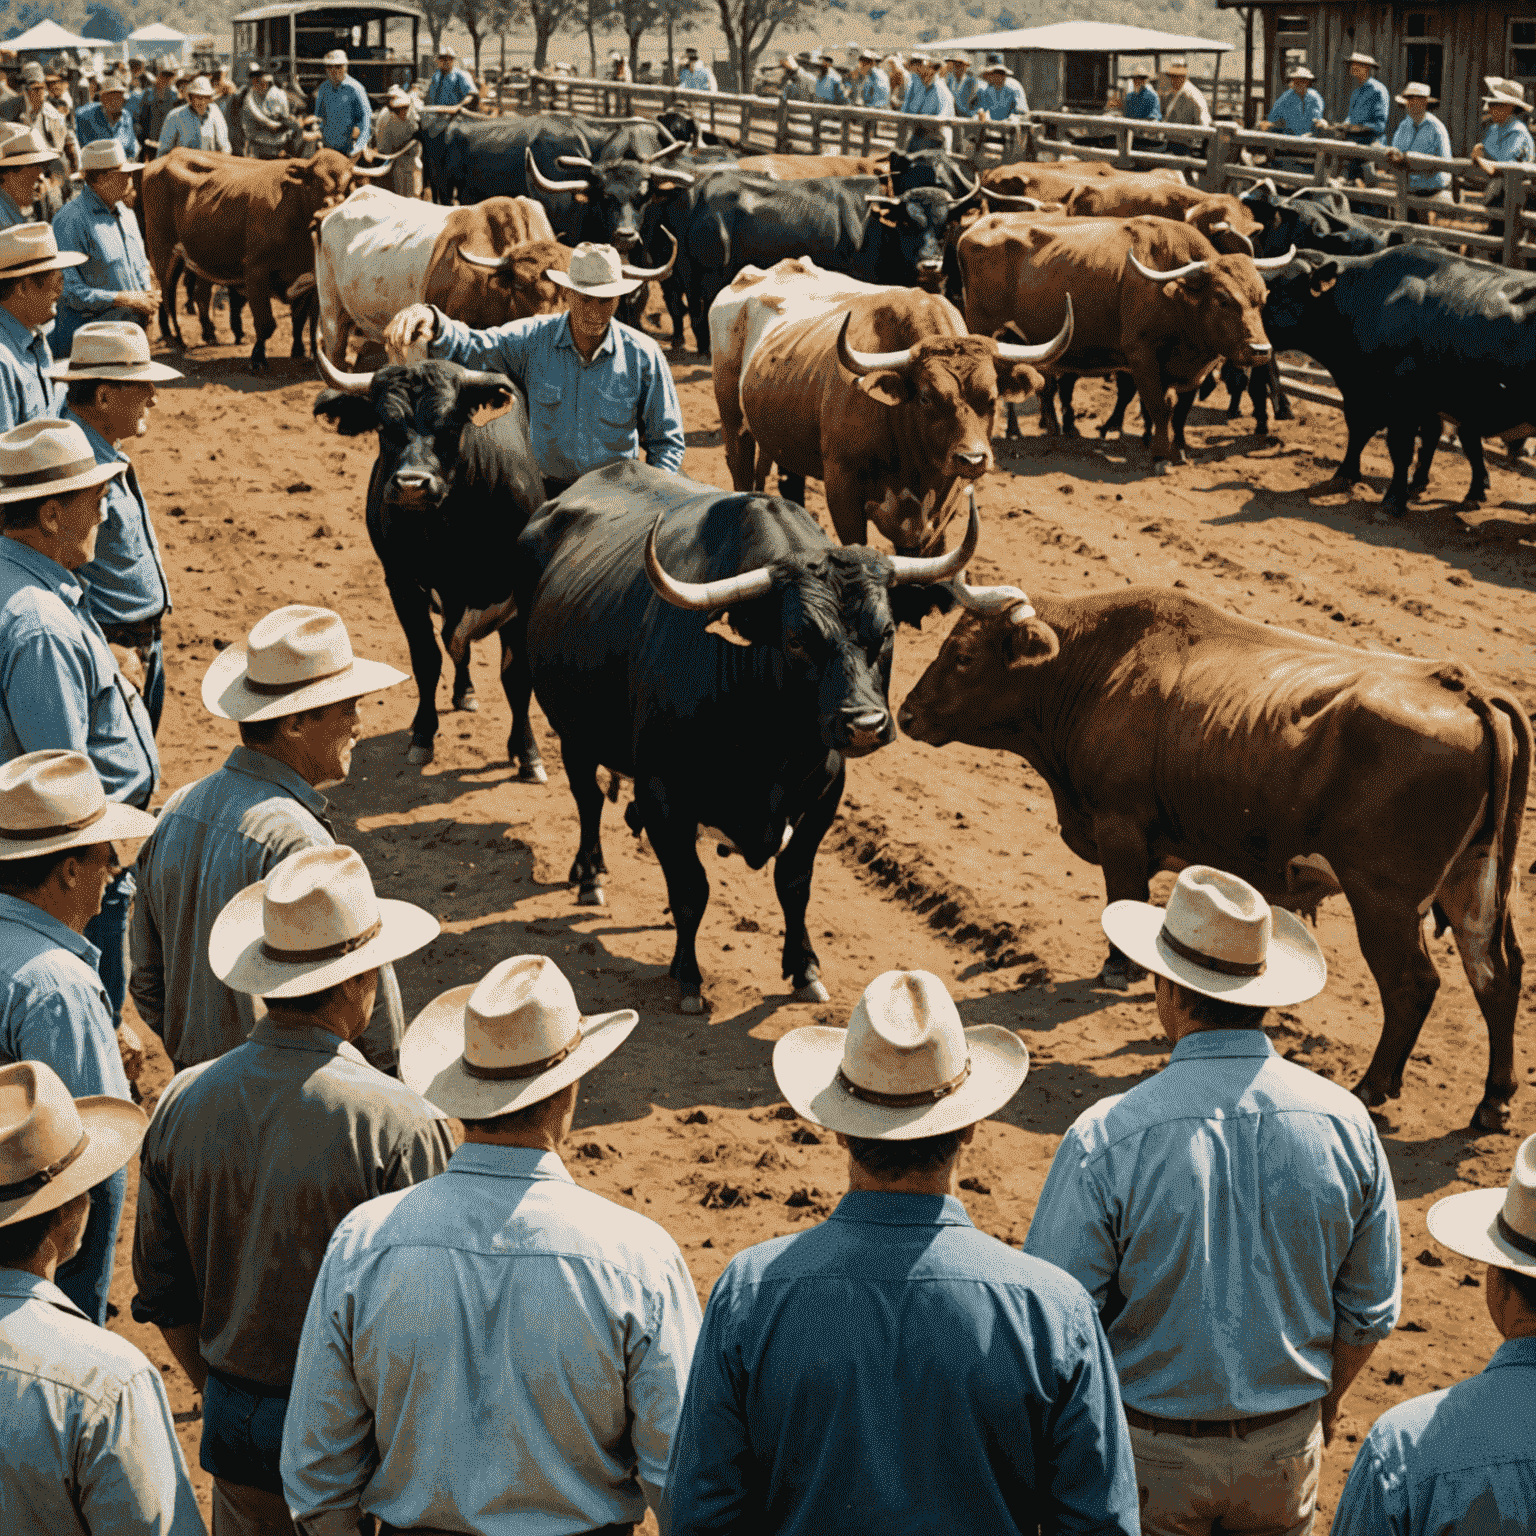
1471, 143, 1488, 166
350, 124, 360, 141
109, 643, 145, 694
385, 303, 436, 362
118, 1021, 145, 1081
115, 290, 160, 316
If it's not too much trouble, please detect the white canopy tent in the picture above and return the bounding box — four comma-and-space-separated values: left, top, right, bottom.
123, 21, 194, 65
5, 19, 99, 53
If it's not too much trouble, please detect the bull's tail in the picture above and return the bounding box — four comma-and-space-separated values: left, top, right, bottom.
1465, 683, 1531, 935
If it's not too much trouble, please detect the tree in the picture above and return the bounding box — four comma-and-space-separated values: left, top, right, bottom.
657, 0, 704, 81
613, 0, 660, 78
576, 0, 615, 76
713, 0, 822, 96
421, 0, 457, 57
457, 0, 505, 77
524, 0, 582, 70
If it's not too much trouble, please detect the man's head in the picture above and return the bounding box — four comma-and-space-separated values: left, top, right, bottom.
386, 85, 411, 116
98, 81, 126, 120
0, 124, 54, 210
51, 322, 180, 441
44, 71, 67, 106
437, 46, 456, 71
1164, 58, 1188, 86
187, 76, 214, 116
815, 50, 833, 77
129, 56, 147, 77
909, 52, 938, 84
155, 59, 175, 87
80, 140, 137, 210
237, 696, 364, 785
23, 76, 44, 114
1347, 56, 1375, 86
547, 242, 639, 351
0, 414, 125, 571
1398, 81, 1432, 119
1131, 69, 1149, 88
779, 53, 797, 77
0, 215, 85, 327
323, 49, 348, 86
1288, 65, 1314, 96
945, 52, 970, 76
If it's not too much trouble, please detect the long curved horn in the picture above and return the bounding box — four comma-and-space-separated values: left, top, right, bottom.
351, 147, 411, 179
947, 578, 1037, 619
888, 490, 980, 585
864, 193, 899, 208
651, 162, 694, 185
983, 188, 1044, 210
1128, 251, 1210, 283
620, 227, 677, 282
643, 137, 687, 164
836, 311, 912, 375
526, 148, 589, 194
1221, 227, 1255, 256
554, 153, 596, 169
948, 170, 980, 213
317, 348, 375, 396
1251, 243, 1298, 271
645, 514, 776, 610
456, 244, 516, 269
993, 293, 1073, 363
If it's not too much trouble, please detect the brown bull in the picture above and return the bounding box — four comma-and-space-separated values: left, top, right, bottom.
1060, 180, 1263, 255
981, 160, 1186, 206
736, 154, 888, 179
958, 212, 1288, 466
426, 199, 569, 322
899, 586, 1530, 1133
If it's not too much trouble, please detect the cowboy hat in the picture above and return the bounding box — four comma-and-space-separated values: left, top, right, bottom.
1427, 1133, 1536, 1277
983, 53, 1008, 72
0, 419, 125, 506
0, 122, 58, 170
0, 1061, 146, 1227
77, 139, 141, 174
1165, 57, 1189, 72
1130, 67, 1150, 78
97, 78, 127, 97
1346, 52, 1379, 69
859, 47, 881, 63
773, 969, 1029, 1140
1102, 865, 1326, 1007
201, 604, 406, 723
48, 321, 181, 384
210, 844, 439, 999
437, 44, 457, 58
0, 750, 156, 859
1396, 81, 1436, 104
402, 954, 638, 1117
1483, 77, 1528, 112
154, 57, 177, 77
18, 64, 44, 87
943, 51, 972, 64
322, 50, 348, 66
186, 76, 215, 97
0, 224, 88, 280
547, 242, 642, 299
385, 85, 412, 108
907, 50, 935, 65
1287, 64, 1316, 81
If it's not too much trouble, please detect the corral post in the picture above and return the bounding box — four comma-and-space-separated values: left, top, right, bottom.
1203, 122, 1233, 192
840, 111, 851, 153
810, 109, 823, 152
861, 116, 873, 154
1312, 145, 1328, 186
775, 95, 789, 151
1115, 121, 1131, 170
1392, 160, 1411, 223
1504, 167, 1527, 268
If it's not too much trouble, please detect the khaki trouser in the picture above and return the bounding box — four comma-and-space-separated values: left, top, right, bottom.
213, 1477, 298, 1536
1129, 1401, 1322, 1536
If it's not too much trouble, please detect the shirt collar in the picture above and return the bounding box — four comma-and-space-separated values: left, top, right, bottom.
0, 1267, 89, 1319
0, 191, 20, 223
448, 1143, 575, 1182
64, 407, 128, 468
0, 536, 81, 603
82, 185, 113, 217
1168, 1028, 1277, 1064
0, 303, 47, 352
1487, 1335, 1536, 1371
221, 745, 330, 818
829, 1190, 975, 1227
554, 310, 617, 360
0, 891, 100, 965
248, 1017, 368, 1063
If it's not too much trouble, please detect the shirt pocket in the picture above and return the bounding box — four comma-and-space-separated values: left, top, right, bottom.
531, 380, 562, 429
591, 379, 636, 433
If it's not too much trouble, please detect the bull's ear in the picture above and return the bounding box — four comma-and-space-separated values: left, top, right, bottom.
458, 380, 514, 421
857, 370, 910, 406
1006, 613, 1060, 666
313, 390, 378, 436
1309, 258, 1340, 295
995, 361, 1045, 403
705, 612, 752, 647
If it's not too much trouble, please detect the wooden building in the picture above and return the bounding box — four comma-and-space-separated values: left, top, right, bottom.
1219, 1, 1529, 153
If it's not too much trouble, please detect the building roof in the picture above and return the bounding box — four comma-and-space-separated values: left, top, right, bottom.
232, 1, 423, 20
928, 22, 1233, 55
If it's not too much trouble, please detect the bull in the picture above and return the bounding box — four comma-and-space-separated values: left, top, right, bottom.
980, 160, 1185, 206
1240, 178, 1393, 259
735, 153, 889, 179
1050, 178, 1264, 256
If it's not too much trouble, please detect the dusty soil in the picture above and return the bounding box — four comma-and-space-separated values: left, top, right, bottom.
105, 297, 1536, 1532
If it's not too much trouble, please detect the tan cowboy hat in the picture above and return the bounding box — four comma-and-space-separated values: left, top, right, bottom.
47, 322, 182, 385
1346, 52, 1379, 69
210, 844, 439, 998
186, 75, 215, 97
0, 122, 57, 169
0, 223, 87, 281
547, 242, 642, 299
78, 139, 141, 173
0, 419, 126, 506
322, 50, 348, 67
907, 50, 935, 65
437, 45, 457, 58
0, 751, 156, 860
1102, 865, 1326, 1007
386, 85, 412, 108
1396, 81, 1436, 105
201, 604, 406, 722
402, 954, 638, 1117
773, 970, 1029, 1141
1165, 57, 1189, 73
98, 78, 127, 97
0, 1061, 146, 1227
1427, 1132, 1536, 1277
154, 57, 177, 77
1287, 64, 1316, 82
858, 47, 880, 63
1483, 77, 1528, 113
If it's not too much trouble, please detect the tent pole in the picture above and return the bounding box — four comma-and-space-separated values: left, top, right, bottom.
1210, 48, 1221, 118
1243, 7, 1255, 129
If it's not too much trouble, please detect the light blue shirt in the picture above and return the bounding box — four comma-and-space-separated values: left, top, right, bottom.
1267, 85, 1325, 136
1344, 76, 1390, 143
0, 538, 158, 809
1393, 111, 1453, 190
429, 309, 685, 480
157, 101, 229, 155
0, 1271, 204, 1536
949, 70, 981, 117
1025, 1030, 1401, 1418
1333, 1335, 1536, 1536
73, 101, 139, 161
52, 187, 156, 355
66, 408, 170, 627
1483, 114, 1535, 163
902, 75, 955, 119
282, 1144, 702, 1535
976, 76, 1028, 121
854, 68, 890, 108
1123, 82, 1160, 121
813, 68, 847, 105
0, 304, 60, 431
426, 66, 475, 107
677, 63, 716, 92
314, 75, 371, 152
0, 190, 27, 231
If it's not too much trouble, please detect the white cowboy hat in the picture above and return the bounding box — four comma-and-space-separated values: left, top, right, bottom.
1287, 64, 1316, 81
547, 241, 642, 299
386, 85, 412, 107
1165, 57, 1189, 72
0, 1061, 146, 1227
186, 75, 215, 97
0, 223, 86, 281
1483, 77, 1528, 112
437, 45, 457, 58
210, 844, 439, 998
97, 78, 127, 96
322, 50, 348, 66
773, 970, 1029, 1141
78, 139, 141, 173
1427, 1132, 1536, 1277
0, 123, 54, 168
402, 954, 638, 1117
1102, 865, 1326, 1007
201, 604, 406, 723
1396, 81, 1436, 105
1346, 52, 1379, 69
48, 321, 182, 384
0, 419, 126, 506
0, 751, 156, 860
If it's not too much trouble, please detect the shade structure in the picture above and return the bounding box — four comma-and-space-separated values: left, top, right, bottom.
5, 18, 99, 51
927, 21, 1233, 55
126, 21, 194, 44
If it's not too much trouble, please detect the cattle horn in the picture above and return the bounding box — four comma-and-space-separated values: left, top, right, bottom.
948, 170, 981, 213
864, 193, 900, 209
643, 138, 687, 164
316, 348, 374, 396
620, 227, 677, 282
836, 311, 911, 375
1127, 251, 1210, 283
645, 514, 776, 610
1251, 243, 1298, 270
350, 144, 414, 179
888, 489, 980, 585
456, 245, 516, 270
993, 294, 1073, 364
526, 148, 589, 194
947, 578, 1037, 620
983, 188, 1044, 211
555, 153, 596, 169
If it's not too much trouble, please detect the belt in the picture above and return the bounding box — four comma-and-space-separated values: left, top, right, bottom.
207, 1365, 291, 1401
1124, 1401, 1312, 1440
100, 615, 163, 645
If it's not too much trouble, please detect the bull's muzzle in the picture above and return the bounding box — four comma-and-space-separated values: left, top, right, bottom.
387, 467, 447, 505
953, 449, 989, 477
915, 259, 944, 289
840, 707, 894, 756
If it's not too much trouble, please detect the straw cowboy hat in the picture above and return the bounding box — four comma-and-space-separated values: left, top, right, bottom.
322, 50, 349, 66
78, 139, 142, 174
1428, 1132, 1536, 1276
0, 419, 126, 506
1102, 865, 1326, 1007
187, 76, 215, 97
0, 223, 86, 282
0, 122, 59, 170
48, 322, 181, 385
210, 844, 439, 999
1396, 81, 1436, 105
1165, 57, 1189, 73
19, 64, 45, 88
201, 604, 406, 723
1287, 64, 1316, 82
402, 954, 638, 1117
0, 1061, 147, 1228
0, 750, 156, 860
98, 78, 127, 98
1346, 52, 1380, 69
437, 44, 457, 58
773, 969, 1029, 1140
1483, 77, 1528, 113
548, 242, 642, 299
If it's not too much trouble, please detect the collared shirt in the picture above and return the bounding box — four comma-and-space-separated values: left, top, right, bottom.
426, 66, 476, 107
21, 100, 78, 171
1393, 112, 1453, 189
1343, 76, 1390, 143
242, 84, 293, 157
73, 101, 139, 160
0, 302, 60, 431
902, 75, 955, 119
158, 102, 229, 155
779, 68, 818, 104
0, 189, 28, 231
1483, 114, 1536, 164
948, 70, 981, 117
1268, 86, 1324, 137
1025, 1030, 1401, 1419
660, 1190, 1139, 1536
677, 63, 717, 93
813, 69, 847, 105
65, 408, 170, 627
129, 745, 400, 1073
136, 84, 180, 149
0, 1270, 204, 1536
132, 1019, 455, 1391
0, 890, 126, 1100
52, 186, 157, 355
853, 67, 890, 109
282, 1144, 700, 1536
0, 537, 158, 807
1162, 78, 1211, 127
1123, 83, 1161, 121
430, 309, 685, 479
1333, 1335, 1536, 1536
314, 76, 371, 152
976, 77, 1028, 120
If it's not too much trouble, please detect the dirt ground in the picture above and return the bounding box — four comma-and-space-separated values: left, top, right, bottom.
103, 296, 1536, 1533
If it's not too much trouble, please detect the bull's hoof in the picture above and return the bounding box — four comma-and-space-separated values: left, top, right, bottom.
515, 758, 547, 785
794, 977, 831, 1003
679, 989, 705, 1015
1472, 1097, 1513, 1134
576, 883, 605, 907
1378, 494, 1407, 517
1098, 955, 1145, 990
1153, 460, 1172, 477
406, 741, 434, 766
1351, 1077, 1393, 1112
1225, 406, 1243, 421
1461, 493, 1487, 511
452, 690, 479, 713
200, 328, 217, 347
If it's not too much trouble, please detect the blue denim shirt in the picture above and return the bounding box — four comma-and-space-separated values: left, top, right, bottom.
677, 64, 717, 93
314, 76, 371, 152
1483, 115, 1536, 163
157, 101, 229, 154
1025, 1030, 1401, 1418
977, 77, 1029, 120
430, 310, 685, 479
854, 68, 889, 108
813, 69, 847, 105
72, 102, 139, 161
426, 67, 475, 107
1123, 83, 1161, 121
902, 76, 955, 119
1332, 1336, 1536, 1536
949, 71, 981, 117
1268, 86, 1325, 136
1393, 112, 1453, 190
1344, 76, 1390, 143
52, 188, 157, 355
0, 538, 157, 808
0, 304, 61, 431
660, 1190, 1139, 1536
65, 408, 170, 627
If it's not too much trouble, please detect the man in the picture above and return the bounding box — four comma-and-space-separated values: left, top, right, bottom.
241, 64, 295, 160
849, 47, 889, 109
134, 843, 454, 1536
0, 66, 19, 124
284, 952, 699, 1532
51, 143, 159, 354
1261, 63, 1324, 171
1026, 866, 1401, 1536
662, 969, 1138, 1532
19, 64, 79, 178
73, 77, 138, 163
1322, 51, 1389, 184
0, 751, 156, 1325
313, 49, 370, 154
159, 75, 230, 155
777, 52, 817, 104
900, 51, 954, 151
134, 57, 180, 159
678, 45, 717, 93
426, 44, 478, 109
1387, 81, 1453, 222
50, 323, 176, 738
0, 1059, 203, 1535
0, 123, 55, 231
609, 51, 631, 83
1160, 57, 1211, 135
1123, 65, 1160, 122
385, 242, 685, 502
127, 55, 149, 113
1472, 77, 1535, 242
1333, 1133, 1536, 1535
812, 49, 847, 106
371, 86, 422, 196
944, 50, 980, 118
975, 54, 1027, 122
0, 224, 80, 432
44, 66, 76, 134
